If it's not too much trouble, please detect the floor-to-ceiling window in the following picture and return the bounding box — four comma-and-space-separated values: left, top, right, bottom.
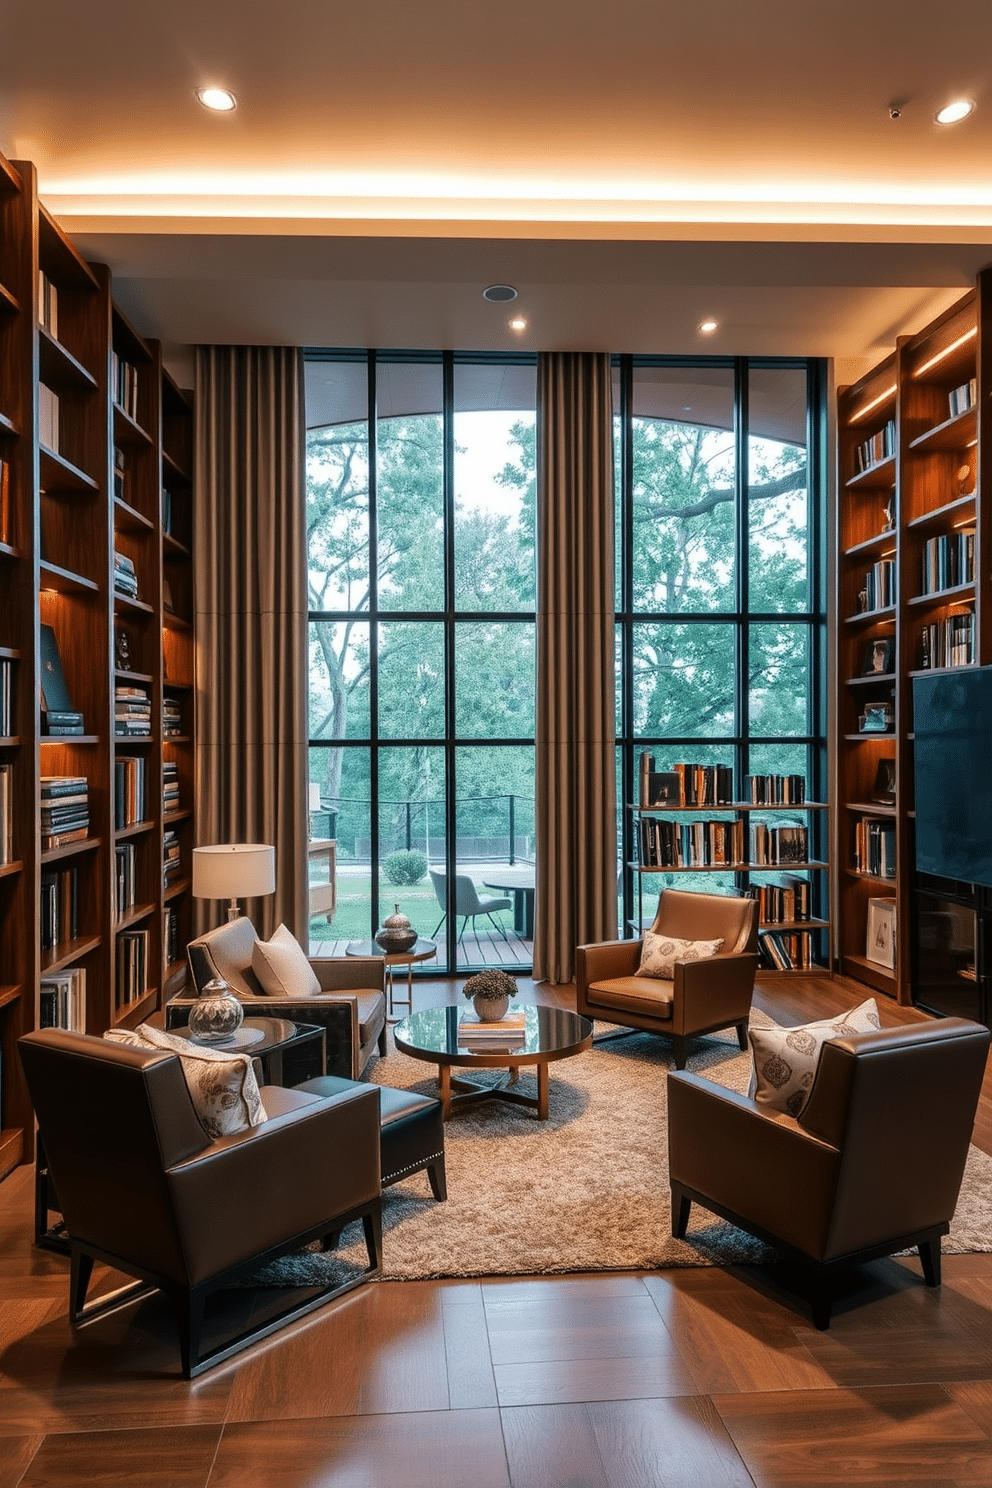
615, 357, 828, 962
305, 351, 537, 972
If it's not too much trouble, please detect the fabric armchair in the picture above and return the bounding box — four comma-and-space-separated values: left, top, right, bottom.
668, 1017, 990, 1327
18, 1027, 382, 1378
167, 918, 387, 1080
576, 888, 759, 1068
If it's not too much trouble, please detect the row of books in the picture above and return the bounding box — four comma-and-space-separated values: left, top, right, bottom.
638, 756, 735, 808
745, 774, 807, 805
41, 866, 78, 950
0, 764, 12, 865
639, 817, 745, 869
165, 905, 180, 968
164, 827, 181, 884
750, 822, 809, 866
114, 842, 137, 921
164, 760, 180, 813
40, 968, 86, 1033
113, 550, 139, 599
112, 351, 140, 421
39, 270, 59, 338
920, 529, 975, 595
853, 816, 896, 878
854, 419, 895, 473
115, 683, 151, 737
0, 455, 10, 545
40, 776, 88, 849
920, 610, 974, 670
116, 927, 149, 1010
163, 697, 182, 737
0, 657, 12, 736
38, 382, 59, 452
115, 755, 147, 827
745, 875, 811, 925
949, 378, 977, 418
759, 930, 815, 971
859, 557, 895, 612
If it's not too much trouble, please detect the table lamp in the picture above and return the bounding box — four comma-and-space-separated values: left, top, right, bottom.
192, 843, 276, 922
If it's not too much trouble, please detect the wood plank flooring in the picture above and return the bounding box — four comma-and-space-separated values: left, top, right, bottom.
4, 973, 992, 1486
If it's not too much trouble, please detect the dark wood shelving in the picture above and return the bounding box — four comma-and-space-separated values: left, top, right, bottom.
0, 984, 21, 1011
40, 934, 102, 975
908, 404, 978, 454
908, 582, 975, 609
39, 446, 98, 493
0, 409, 17, 437
39, 327, 98, 391
113, 496, 155, 534
0, 859, 23, 879
907, 492, 977, 530
845, 455, 896, 491
115, 901, 157, 931
39, 559, 98, 594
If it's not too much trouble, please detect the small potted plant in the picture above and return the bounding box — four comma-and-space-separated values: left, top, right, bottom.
463, 968, 518, 1022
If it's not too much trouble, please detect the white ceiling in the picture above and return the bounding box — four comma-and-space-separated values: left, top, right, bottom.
3, 0, 991, 377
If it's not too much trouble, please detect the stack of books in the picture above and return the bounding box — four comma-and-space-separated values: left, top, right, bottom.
115, 684, 151, 737
750, 821, 809, 866
40, 777, 88, 849
114, 841, 137, 921
113, 550, 139, 598
745, 774, 806, 805
747, 874, 811, 925
854, 419, 896, 473
112, 351, 139, 420
163, 697, 182, 736
164, 905, 180, 967
116, 927, 148, 1010
163, 828, 180, 884
458, 1010, 528, 1049
40, 968, 86, 1033
40, 624, 83, 735
949, 379, 977, 418
163, 760, 179, 814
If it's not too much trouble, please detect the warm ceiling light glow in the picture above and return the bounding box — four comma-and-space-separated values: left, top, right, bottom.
196, 87, 237, 112
509, 317, 527, 331
850, 384, 898, 423
935, 99, 974, 125
914, 325, 977, 376
699, 319, 718, 334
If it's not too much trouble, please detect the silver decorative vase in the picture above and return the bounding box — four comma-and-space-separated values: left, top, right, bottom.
375, 903, 418, 953
473, 993, 509, 1022
188, 976, 244, 1043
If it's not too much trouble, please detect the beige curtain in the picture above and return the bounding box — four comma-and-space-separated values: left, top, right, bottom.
534, 353, 617, 985
193, 346, 308, 938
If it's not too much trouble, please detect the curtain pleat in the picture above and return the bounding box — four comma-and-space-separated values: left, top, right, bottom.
534, 353, 617, 984
193, 347, 308, 938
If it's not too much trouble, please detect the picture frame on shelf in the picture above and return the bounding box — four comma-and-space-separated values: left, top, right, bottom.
866, 898, 896, 969
862, 637, 893, 676
114, 627, 131, 671
871, 758, 896, 805
859, 702, 894, 733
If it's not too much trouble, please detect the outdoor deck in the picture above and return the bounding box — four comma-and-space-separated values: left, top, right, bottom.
309, 924, 534, 971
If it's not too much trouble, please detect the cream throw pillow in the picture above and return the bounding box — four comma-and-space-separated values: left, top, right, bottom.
251, 923, 321, 998
748, 998, 881, 1118
105, 1024, 267, 1139
638, 931, 724, 980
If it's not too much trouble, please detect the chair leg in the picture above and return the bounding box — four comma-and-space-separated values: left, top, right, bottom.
363, 1205, 383, 1273
919, 1237, 942, 1287
672, 1036, 689, 1070
70, 1248, 95, 1322
431, 912, 446, 938
810, 1285, 833, 1331
377, 1024, 388, 1055
458, 916, 469, 945
487, 913, 510, 942
178, 1288, 207, 1380
671, 1184, 691, 1239
427, 1154, 447, 1202
321, 1230, 341, 1251
736, 1021, 749, 1052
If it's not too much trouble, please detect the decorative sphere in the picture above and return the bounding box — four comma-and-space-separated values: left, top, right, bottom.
189, 976, 244, 1042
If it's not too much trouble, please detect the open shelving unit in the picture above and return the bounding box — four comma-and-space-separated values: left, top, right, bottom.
0, 148, 195, 1184
835, 274, 990, 1003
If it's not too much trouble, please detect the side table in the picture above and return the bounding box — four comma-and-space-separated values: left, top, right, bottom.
346, 937, 438, 1019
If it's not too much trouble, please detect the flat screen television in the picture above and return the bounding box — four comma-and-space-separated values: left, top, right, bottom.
914, 665, 992, 888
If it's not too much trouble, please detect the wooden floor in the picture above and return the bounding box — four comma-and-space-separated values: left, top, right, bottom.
5, 973, 992, 1486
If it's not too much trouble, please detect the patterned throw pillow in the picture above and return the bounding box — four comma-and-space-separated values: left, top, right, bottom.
251, 922, 322, 998
748, 998, 881, 1117
105, 1024, 267, 1139
637, 931, 724, 980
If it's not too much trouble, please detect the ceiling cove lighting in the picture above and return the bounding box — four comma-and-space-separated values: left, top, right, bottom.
196, 86, 237, 112
935, 99, 975, 125
914, 325, 977, 377
850, 384, 898, 423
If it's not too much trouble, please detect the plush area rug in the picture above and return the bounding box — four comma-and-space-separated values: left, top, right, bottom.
248, 1012, 992, 1285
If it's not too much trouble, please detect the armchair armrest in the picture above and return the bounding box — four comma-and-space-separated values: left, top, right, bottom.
671, 951, 759, 1036
312, 956, 385, 994
667, 1071, 839, 1260
577, 940, 643, 984
167, 1084, 381, 1284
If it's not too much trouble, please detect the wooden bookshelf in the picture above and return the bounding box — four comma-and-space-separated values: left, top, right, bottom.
0, 148, 195, 1180
835, 274, 989, 1003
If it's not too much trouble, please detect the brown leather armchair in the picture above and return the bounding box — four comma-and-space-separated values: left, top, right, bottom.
668, 1017, 991, 1327
18, 1027, 383, 1378
166, 918, 387, 1081
576, 889, 759, 1068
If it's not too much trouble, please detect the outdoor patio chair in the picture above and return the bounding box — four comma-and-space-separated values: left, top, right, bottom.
429, 869, 511, 944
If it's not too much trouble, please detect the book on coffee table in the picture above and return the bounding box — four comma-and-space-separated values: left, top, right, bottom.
458, 1012, 527, 1043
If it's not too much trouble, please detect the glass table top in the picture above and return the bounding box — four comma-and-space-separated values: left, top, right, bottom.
393, 1004, 592, 1060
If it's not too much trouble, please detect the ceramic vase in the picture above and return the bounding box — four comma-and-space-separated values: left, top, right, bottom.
473, 993, 509, 1022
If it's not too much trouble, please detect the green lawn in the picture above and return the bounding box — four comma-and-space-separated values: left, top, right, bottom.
310, 876, 440, 942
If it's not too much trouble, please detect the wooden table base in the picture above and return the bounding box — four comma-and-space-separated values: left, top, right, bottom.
438, 1062, 549, 1120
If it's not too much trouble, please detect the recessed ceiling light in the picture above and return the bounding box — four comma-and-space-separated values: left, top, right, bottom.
699, 319, 718, 334
509, 317, 527, 331
196, 86, 237, 112
935, 99, 974, 125
484, 284, 518, 303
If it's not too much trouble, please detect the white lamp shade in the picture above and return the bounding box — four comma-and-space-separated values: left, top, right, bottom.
309, 783, 322, 813
192, 844, 276, 900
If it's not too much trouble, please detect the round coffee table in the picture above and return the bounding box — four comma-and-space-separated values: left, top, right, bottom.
345, 937, 437, 1019
393, 1004, 592, 1121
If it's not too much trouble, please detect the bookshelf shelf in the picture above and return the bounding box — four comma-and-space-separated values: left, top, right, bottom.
845, 606, 896, 627
113, 987, 158, 1028
835, 274, 988, 1005
114, 497, 155, 535
115, 901, 157, 931
0, 281, 19, 315
39, 560, 98, 595
845, 456, 896, 491
39, 447, 98, 494
40, 934, 102, 975
0, 409, 17, 437
0, 1128, 25, 1182
0, 984, 21, 1011
38, 328, 98, 391
0, 860, 23, 879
